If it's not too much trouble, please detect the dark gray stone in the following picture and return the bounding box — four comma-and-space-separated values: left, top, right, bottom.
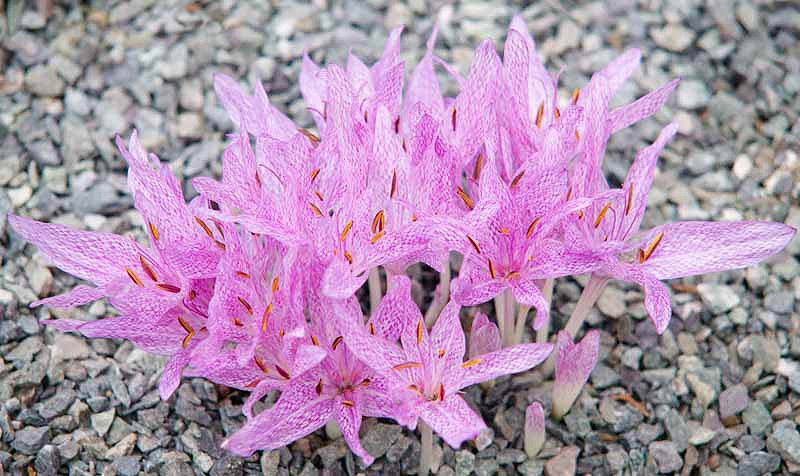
11, 426, 50, 455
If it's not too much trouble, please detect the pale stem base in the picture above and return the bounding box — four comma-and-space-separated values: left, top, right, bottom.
419, 420, 433, 475
532, 279, 555, 345
501, 288, 515, 347
368, 267, 383, 315
424, 256, 451, 327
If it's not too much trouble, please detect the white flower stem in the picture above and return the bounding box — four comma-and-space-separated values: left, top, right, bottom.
564, 275, 609, 337
495, 292, 506, 340
535, 279, 555, 344
419, 420, 433, 476
368, 267, 383, 315
424, 256, 451, 327
501, 288, 515, 347
513, 304, 531, 346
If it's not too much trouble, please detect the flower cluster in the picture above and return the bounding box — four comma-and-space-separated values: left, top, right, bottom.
10, 17, 794, 467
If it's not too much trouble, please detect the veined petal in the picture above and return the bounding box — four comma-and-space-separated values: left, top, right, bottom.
509, 279, 549, 330
334, 397, 373, 465
467, 312, 500, 359
636, 221, 796, 280
223, 374, 335, 456
609, 78, 680, 134
552, 330, 599, 419
430, 301, 466, 373
524, 401, 545, 458
458, 342, 553, 389
451, 276, 506, 307
420, 395, 487, 448
32, 285, 107, 309
369, 275, 419, 341
159, 348, 193, 400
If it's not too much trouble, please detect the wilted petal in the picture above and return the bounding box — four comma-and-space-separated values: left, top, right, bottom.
636, 221, 796, 280
419, 395, 487, 448
524, 401, 545, 458
459, 342, 553, 389
552, 330, 600, 419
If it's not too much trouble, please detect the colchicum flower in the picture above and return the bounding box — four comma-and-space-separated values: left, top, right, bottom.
8, 14, 795, 467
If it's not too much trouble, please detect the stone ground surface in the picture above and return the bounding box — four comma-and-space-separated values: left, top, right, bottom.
1, 0, 799, 475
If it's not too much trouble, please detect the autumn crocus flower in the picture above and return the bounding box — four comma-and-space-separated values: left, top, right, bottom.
9, 132, 223, 398
222, 278, 414, 464
566, 123, 797, 334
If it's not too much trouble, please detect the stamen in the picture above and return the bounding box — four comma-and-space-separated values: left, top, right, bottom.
554, 107, 561, 119
314, 190, 324, 202
340, 220, 353, 242
360, 378, 371, 387
255, 171, 262, 188
371, 210, 385, 234
214, 240, 226, 250
309, 203, 324, 217
261, 304, 272, 332
499, 227, 510, 235
368, 322, 375, 335
213, 220, 225, 238
571, 87, 580, 104
343, 251, 353, 264
416, 320, 424, 344
393, 362, 423, 371
148, 222, 160, 241
506, 271, 521, 280
238, 296, 253, 315
279, 329, 285, 337
331, 336, 343, 350
233, 318, 244, 327
639, 231, 665, 263
254, 356, 269, 373
456, 186, 474, 210
594, 203, 612, 228
487, 258, 496, 279
178, 316, 193, 334
473, 154, 484, 180
402, 139, 407, 152
245, 379, 260, 388
125, 267, 143, 287
310, 168, 321, 182
298, 128, 320, 145
625, 183, 635, 216
137, 256, 158, 282
411, 213, 417, 222
316, 379, 323, 396
578, 210, 584, 219
370, 230, 386, 244
566, 187, 573, 201
390, 169, 397, 199
451, 107, 457, 131
466, 235, 481, 254
408, 384, 423, 395
526, 217, 541, 239
182, 333, 193, 349
535, 102, 544, 128
437, 383, 445, 401
510, 170, 525, 188
310, 335, 319, 346
156, 283, 181, 293
437, 348, 446, 358
276, 365, 290, 380
236, 271, 251, 279
394, 117, 400, 134
462, 358, 482, 368
575, 130, 581, 140
193, 217, 213, 239
188, 290, 197, 301
341, 400, 355, 408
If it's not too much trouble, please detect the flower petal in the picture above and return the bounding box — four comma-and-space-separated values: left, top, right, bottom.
459, 342, 553, 389
553, 330, 599, 419
467, 312, 501, 359
420, 395, 487, 448
609, 78, 680, 134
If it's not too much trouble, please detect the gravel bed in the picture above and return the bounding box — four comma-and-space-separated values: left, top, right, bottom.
1, 1, 799, 475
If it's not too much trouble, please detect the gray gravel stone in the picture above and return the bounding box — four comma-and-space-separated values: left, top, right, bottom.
663, 409, 690, 452
24, 65, 65, 96
767, 424, 800, 464
737, 451, 780, 476
648, 441, 682, 474
719, 384, 749, 419
544, 446, 578, 476
454, 450, 475, 476
742, 401, 773, 436
34, 444, 60, 476
697, 283, 740, 314
11, 426, 50, 455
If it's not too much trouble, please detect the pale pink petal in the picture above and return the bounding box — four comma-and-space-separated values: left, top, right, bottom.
524, 401, 545, 458
459, 342, 553, 389
467, 312, 500, 359
9, 215, 141, 286
598, 48, 641, 94
509, 279, 550, 330
369, 275, 420, 341
334, 399, 373, 465
609, 78, 680, 134
242, 379, 284, 419
430, 301, 466, 373
636, 221, 796, 280
553, 330, 599, 419
450, 276, 506, 307
32, 285, 107, 308
420, 395, 487, 448
159, 349, 193, 399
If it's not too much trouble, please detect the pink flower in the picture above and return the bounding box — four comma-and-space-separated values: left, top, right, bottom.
552, 330, 600, 419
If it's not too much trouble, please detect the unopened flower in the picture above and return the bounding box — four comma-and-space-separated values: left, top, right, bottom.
524, 401, 546, 458
552, 330, 600, 420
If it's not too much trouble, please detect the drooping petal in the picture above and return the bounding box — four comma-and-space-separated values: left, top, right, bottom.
9, 215, 142, 286
459, 342, 553, 389
334, 398, 373, 465
636, 221, 797, 280
222, 373, 335, 456
509, 279, 550, 330
159, 348, 193, 399
552, 330, 599, 419
524, 401, 545, 458
419, 395, 487, 448
242, 379, 284, 420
